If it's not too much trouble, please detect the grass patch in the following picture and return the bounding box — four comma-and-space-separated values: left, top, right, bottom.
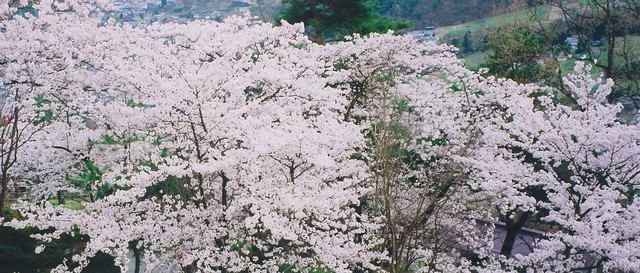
462, 51, 490, 70
49, 198, 85, 211
441, 4, 552, 37
560, 35, 640, 77
560, 56, 605, 77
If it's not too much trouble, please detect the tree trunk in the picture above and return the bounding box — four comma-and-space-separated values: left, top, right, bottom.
0, 172, 8, 218
605, 0, 616, 79
309, 0, 324, 44
0, 106, 19, 218
605, 29, 615, 79
500, 211, 531, 258
133, 246, 141, 273
56, 190, 65, 205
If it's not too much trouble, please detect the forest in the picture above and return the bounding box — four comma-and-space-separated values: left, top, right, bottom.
377, 0, 513, 26
1, 0, 640, 273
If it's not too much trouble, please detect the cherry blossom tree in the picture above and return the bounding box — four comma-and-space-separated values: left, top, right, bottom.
0, 0, 109, 216
4, 2, 383, 272
468, 63, 640, 271
516, 64, 640, 272
2, 1, 640, 272
321, 34, 502, 273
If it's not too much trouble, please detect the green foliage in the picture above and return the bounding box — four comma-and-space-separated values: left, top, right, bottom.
379, 0, 537, 28
33, 96, 55, 124
375, 72, 394, 84
0, 225, 62, 271
230, 240, 246, 251
0, 224, 118, 273
143, 176, 184, 199
65, 158, 128, 200
393, 99, 410, 113
152, 134, 173, 146
89, 134, 141, 146
418, 135, 447, 147
484, 26, 557, 84
67, 159, 103, 192
48, 198, 85, 210
65, 155, 131, 200
17, 2, 38, 18
160, 148, 169, 158
276, 0, 410, 43
350, 12, 412, 35
138, 159, 159, 171
125, 98, 144, 108
85, 133, 141, 178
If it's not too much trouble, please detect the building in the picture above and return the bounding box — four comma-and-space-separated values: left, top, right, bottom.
407, 26, 438, 43
566, 36, 579, 51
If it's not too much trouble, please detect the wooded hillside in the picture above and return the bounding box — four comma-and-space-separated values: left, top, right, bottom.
377, 0, 514, 27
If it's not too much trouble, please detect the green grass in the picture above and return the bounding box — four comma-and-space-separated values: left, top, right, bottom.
442, 4, 552, 37
615, 36, 640, 55
462, 51, 490, 70
559, 35, 640, 76
559, 58, 603, 80
48, 198, 85, 210
560, 57, 579, 74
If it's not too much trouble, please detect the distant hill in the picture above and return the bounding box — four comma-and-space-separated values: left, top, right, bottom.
377, 0, 514, 28
251, 0, 518, 28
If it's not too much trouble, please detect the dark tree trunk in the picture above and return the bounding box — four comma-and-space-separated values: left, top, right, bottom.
0, 106, 19, 218
500, 211, 532, 258
56, 190, 65, 205
309, 0, 324, 44
133, 246, 141, 273
0, 172, 8, 218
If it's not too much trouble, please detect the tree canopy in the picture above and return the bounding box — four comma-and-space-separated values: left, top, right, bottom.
276, 0, 411, 43
1, 1, 640, 272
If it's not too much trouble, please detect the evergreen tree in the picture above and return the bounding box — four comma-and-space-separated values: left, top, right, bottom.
276, 0, 410, 44
485, 26, 557, 84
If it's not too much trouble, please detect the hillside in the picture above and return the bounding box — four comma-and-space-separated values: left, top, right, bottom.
377, 0, 515, 27
249, 0, 520, 28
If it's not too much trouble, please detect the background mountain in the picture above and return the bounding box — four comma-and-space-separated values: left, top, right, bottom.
376, 0, 514, 27
251, 0, 519, 28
